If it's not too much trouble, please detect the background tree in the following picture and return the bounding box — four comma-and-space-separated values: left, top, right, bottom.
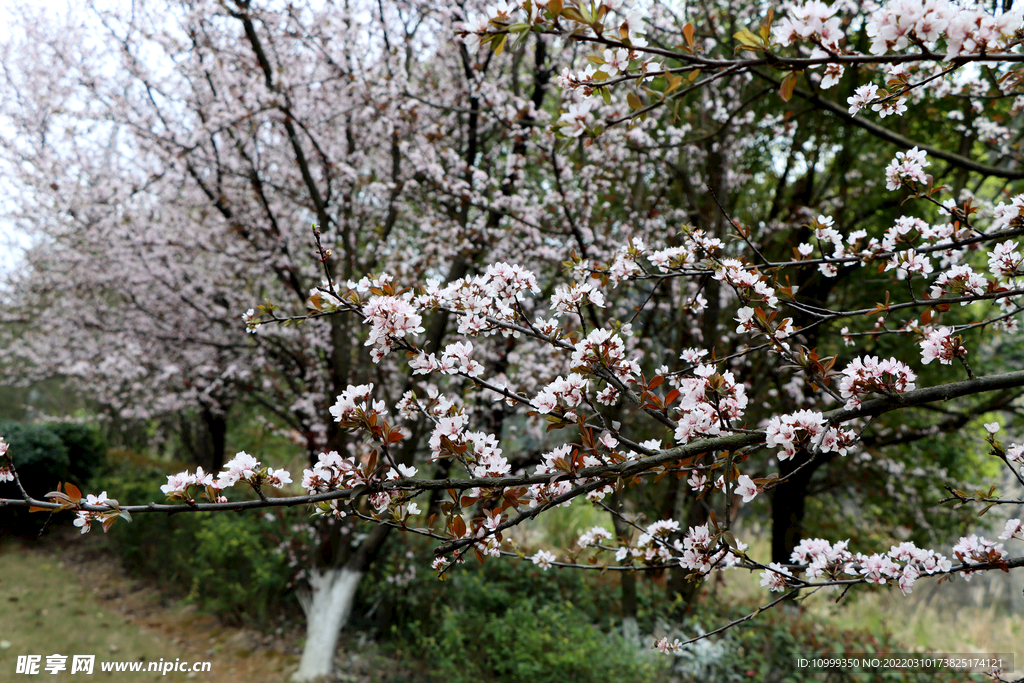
3, 0, 1024, 680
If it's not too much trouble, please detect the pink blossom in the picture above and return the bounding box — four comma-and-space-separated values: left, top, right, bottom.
558, 101, 594, 138
988, 241, 1022, 280
884, 249, 933, 280
654, 637, 684, 655
735, 474, 758, 503
760, 563, 794, 592
919, 327, 963, 365
872, 97, 908, 118
847, 84, 879, 116
838, 356, 916, 409
885, 147, 930, 191
998, 519, 1023, 541
601, 48, 630, 77
362, 294, 424, 362
531, 549, 556, 570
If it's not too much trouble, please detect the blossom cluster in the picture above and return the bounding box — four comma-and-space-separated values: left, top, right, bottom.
919, 327, 964, 365
415, 262, 541, 337
677, 522, 746, 574
929, 264, 987, 301
951, 533, 1008, 575
525, 443, 615, 509
1007, 443, 1024, 475
885, 248, 933, 280
714, 259, 778, 307
734, 306, 795, 340
990, 194, 1024, 232
550, 282, 606, 315
362, 293, 424, 363
301, 450, 421, 522
576, 525, 614, 549
781, 0, 1021, 60
774, 0, 844, 50
1000, 519, 1024, 542
884, 147, 930, 191
838, 356, 917, 409
765, 410, 857, 460
420, 399, 511, 481
301, 450, 364, 495
409, 341, 484, 378
534, 374, 590, 417
673, 364, 749, 444
650, 230, 724, 270
329, 383, 387, 428
160, 452, 292, 502
988, 241, 1023, 281
72, 491, 114, 534
569, 328, 640, 380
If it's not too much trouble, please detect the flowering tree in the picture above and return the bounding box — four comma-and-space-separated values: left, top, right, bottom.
5, 0, 1024, 680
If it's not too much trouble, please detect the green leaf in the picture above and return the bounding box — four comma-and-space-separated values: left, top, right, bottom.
493, 33, 508, 56
561, 6, 587, 23
733, 29, 762, 48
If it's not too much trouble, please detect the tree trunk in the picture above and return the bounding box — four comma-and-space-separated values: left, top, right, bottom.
201, 407, 227, 472
770, 451, 821, 564
608, 494, 639, 643
292, 567, 363, 682
666, 486, 710, 607
292, 523, 390, 682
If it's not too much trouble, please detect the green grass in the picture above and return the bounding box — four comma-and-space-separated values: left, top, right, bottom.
0, 538, 191, 682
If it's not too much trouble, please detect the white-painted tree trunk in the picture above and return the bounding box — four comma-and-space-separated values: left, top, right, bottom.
291, 567, 363, 682
622, 615, 640, 646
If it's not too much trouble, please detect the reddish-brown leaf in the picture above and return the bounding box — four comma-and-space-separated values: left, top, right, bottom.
64, 483, 82, 504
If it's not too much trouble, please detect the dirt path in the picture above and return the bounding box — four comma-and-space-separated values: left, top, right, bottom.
0, 530, 302, 682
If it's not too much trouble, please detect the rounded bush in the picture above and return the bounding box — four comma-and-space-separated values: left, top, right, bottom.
0, 419, 70, 536
44, 422, 107, 485
91, 453, 291, 626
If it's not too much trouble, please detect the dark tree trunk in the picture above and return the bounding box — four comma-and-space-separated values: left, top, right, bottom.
770, 451, 824, 563
666, 486, 710, 606
609, 494, 638, 633
201, 407, 227, 472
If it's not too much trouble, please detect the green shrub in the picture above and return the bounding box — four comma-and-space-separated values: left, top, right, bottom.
358, 539, 980, 683
0, 419, 70, 495
181, 513, 290, 624
90, 452, 291, 626
418, 598, 664, 683
44, 422, 107, 486
355, 542, 663, 683
0, 420, 70, 536
355, 540, 625, 635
